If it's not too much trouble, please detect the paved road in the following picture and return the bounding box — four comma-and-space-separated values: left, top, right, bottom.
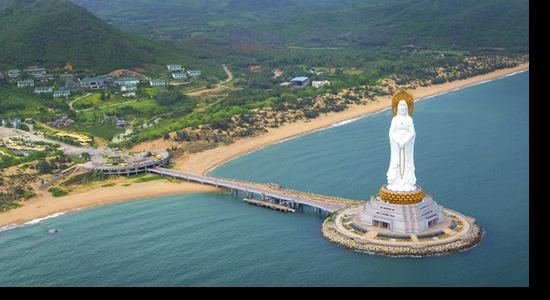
219, 64, 233, 84
68, 93, 92, 111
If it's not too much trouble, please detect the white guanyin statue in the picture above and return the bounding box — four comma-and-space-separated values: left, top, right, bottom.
386, 91, 417, 192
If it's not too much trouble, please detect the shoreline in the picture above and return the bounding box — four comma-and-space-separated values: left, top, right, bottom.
0, 63, 529, 229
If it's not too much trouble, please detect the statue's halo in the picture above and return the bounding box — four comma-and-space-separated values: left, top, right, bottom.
392, 90, 414, 116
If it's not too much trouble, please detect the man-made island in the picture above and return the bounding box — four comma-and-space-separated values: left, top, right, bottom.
0, 63, 529, 230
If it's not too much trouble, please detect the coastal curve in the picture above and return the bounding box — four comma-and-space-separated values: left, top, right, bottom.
0, 63, 529, 230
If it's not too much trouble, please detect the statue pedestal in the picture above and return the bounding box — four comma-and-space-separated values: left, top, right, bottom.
361, 186, 447, 233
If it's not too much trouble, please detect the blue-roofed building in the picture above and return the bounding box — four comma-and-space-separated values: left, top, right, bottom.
24, 67, 46, 76
8, 69, 21, 78
79, 77, 105, 89
290, 76, 310, 87
59, 72, 74, 80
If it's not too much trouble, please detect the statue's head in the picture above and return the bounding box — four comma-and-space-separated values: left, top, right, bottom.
392, 90, 414, 116
397, 100, 408, 116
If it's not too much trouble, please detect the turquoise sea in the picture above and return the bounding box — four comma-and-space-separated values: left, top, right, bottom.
0, 70, 529, 287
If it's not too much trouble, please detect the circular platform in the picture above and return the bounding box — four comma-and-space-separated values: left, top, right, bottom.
321, 205, 483, 257
80, 150, 170, 175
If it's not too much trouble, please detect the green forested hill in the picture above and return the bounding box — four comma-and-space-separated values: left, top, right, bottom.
0, 0, 195, 73
70, 0, 529, 53
247, 0, 529, 51
0, 0, 528, 73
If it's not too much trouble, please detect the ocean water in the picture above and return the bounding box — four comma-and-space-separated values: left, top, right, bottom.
0, 70, 529, 287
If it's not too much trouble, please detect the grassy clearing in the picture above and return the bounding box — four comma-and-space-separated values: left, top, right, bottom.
48, 187, 69, 197
133, 175, 170, 183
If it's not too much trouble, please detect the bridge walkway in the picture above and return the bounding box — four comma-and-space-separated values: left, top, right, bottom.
147, 167, 356, 214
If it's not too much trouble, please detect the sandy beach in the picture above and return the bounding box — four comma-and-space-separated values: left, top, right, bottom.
0, 63, 529, 229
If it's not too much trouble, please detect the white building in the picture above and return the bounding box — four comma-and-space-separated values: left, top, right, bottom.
17, 79, 34, 88
150, 79, 166, 86
187, 70, 201, 77
172, 72, 187, 79
35, 86, 52, 94
311, 80, 330, 88
121, 85, 137, 92
167, 64, 183, 72
53, 89, 71, 98
116, 78, 140, 86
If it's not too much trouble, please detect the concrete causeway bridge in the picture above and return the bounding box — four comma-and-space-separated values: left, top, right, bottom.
147, 166, 357, 214
70, 147, 358, 214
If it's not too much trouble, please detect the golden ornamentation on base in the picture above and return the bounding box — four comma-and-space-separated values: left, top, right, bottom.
379, 185, 424, 204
